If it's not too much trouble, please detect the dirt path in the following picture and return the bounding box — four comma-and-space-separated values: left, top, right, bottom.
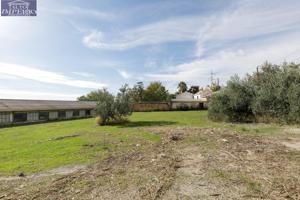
160, 128, 300, 199
0, 127, 299, 200
0, 165, 87, 181
282, 128, 300, 151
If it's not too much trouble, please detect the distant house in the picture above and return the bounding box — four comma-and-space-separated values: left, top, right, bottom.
194, 87, 213, 100
193, 91, 202, 99
0, 99, 97, 127
172, 91, 207, 110
175, 91, 194, 100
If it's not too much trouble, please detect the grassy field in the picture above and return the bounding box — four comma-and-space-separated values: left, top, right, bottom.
0, 111, 282, 176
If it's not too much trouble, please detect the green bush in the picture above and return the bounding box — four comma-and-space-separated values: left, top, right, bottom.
95, 85, 132, 125
208, 75, 254, 122
95, 116, 104, 126
176, 103, 190, 111
208, 62, 300, 124
143, 82, 169, 102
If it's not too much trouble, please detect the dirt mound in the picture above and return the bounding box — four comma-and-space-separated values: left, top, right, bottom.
0, 127, 299, 199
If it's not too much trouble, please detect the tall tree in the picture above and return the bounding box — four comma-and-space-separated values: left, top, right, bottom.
177, 81, 188, 93
77, 89, 109, 101
129, 82, 145, 102
95, 87, 132, 125
144, 82, 169, 102
188, 86, 200, 94
114, 84, 132, 120
210, 83, 221, 92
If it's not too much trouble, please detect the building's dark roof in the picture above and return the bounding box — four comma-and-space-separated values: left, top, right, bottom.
0, 99, 97, 112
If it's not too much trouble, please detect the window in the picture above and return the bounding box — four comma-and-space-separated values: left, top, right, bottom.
39, 112, 49, 120
86, 110, 91, 116
73, 110, 79, 117
58, 111, 66, 119
27, 112, 38, 121
0, 112, 10, 124
13, 112, 27, 123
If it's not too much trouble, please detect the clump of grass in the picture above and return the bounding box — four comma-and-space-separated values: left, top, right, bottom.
184, 136, 217, 151
239, 175, 262, 193
214, 170, 231, 179
213, 170, 263, 194
290, 151, 300, 162
241, 127, 249, 132
232, 124, 280, 135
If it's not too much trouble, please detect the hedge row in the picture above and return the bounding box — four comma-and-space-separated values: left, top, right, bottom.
208, 62, 300, 124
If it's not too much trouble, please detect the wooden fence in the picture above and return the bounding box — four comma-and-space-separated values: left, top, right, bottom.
131, 101, 208, 112
131, 102, 171, 112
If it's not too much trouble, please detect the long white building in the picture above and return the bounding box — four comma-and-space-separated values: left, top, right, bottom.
0, 99, 97, 126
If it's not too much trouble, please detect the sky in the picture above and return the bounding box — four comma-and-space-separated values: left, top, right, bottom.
0, 0, 300, 100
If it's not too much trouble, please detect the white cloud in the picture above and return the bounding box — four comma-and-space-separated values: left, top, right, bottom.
0, 89, 79, 100
117, 69, 131, 79
146, 31, 300, 85
82, 15, 204, 50
195, 0, 300, 56
82, 0, 300, 55
72, 72, 95, 78
0, 63, 106, 89
0, 74, 20, 80
144, 59, 158, 69
0, 17, 38, 42
40, 5, 115, 21
145, 0, 300, 85
67, 6, 115, 20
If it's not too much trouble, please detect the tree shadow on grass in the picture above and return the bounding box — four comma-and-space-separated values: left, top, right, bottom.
115, 121, 178, 128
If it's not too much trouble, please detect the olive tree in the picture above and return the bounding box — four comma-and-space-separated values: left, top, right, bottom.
208, 62, 300, 124
95, 86, 132, 125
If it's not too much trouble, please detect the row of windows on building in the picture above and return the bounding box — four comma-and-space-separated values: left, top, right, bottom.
0, 109, 93, 124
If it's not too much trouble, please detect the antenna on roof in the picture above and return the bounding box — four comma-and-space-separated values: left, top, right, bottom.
210, 70, 216, 86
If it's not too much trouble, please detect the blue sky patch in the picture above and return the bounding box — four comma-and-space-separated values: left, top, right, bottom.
0, 0, 299, 99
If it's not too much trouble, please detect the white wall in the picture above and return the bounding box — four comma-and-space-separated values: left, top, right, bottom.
49, 111, 58, 120
171, 102, 203, 110
79, 110, 85, 117
66, 111, 73, 119
0, 108, 95, 126
194, 94, 201, 99
27, 112, 39, 122
0, 112, 12, 125
175, 92, 194, 100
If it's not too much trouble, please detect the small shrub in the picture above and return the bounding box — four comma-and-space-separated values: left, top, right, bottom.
177, 103, 190, 111
95, 85, 132, 125
95, 116, 104, 126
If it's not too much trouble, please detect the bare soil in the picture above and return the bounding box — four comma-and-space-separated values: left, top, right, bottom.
0, 127, 299, 200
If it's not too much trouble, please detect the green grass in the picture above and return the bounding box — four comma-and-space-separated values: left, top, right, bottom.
239, 175, 263, 193
0, 111, 281, 176
213, 169, 262, 194
130, 111, 282, 135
